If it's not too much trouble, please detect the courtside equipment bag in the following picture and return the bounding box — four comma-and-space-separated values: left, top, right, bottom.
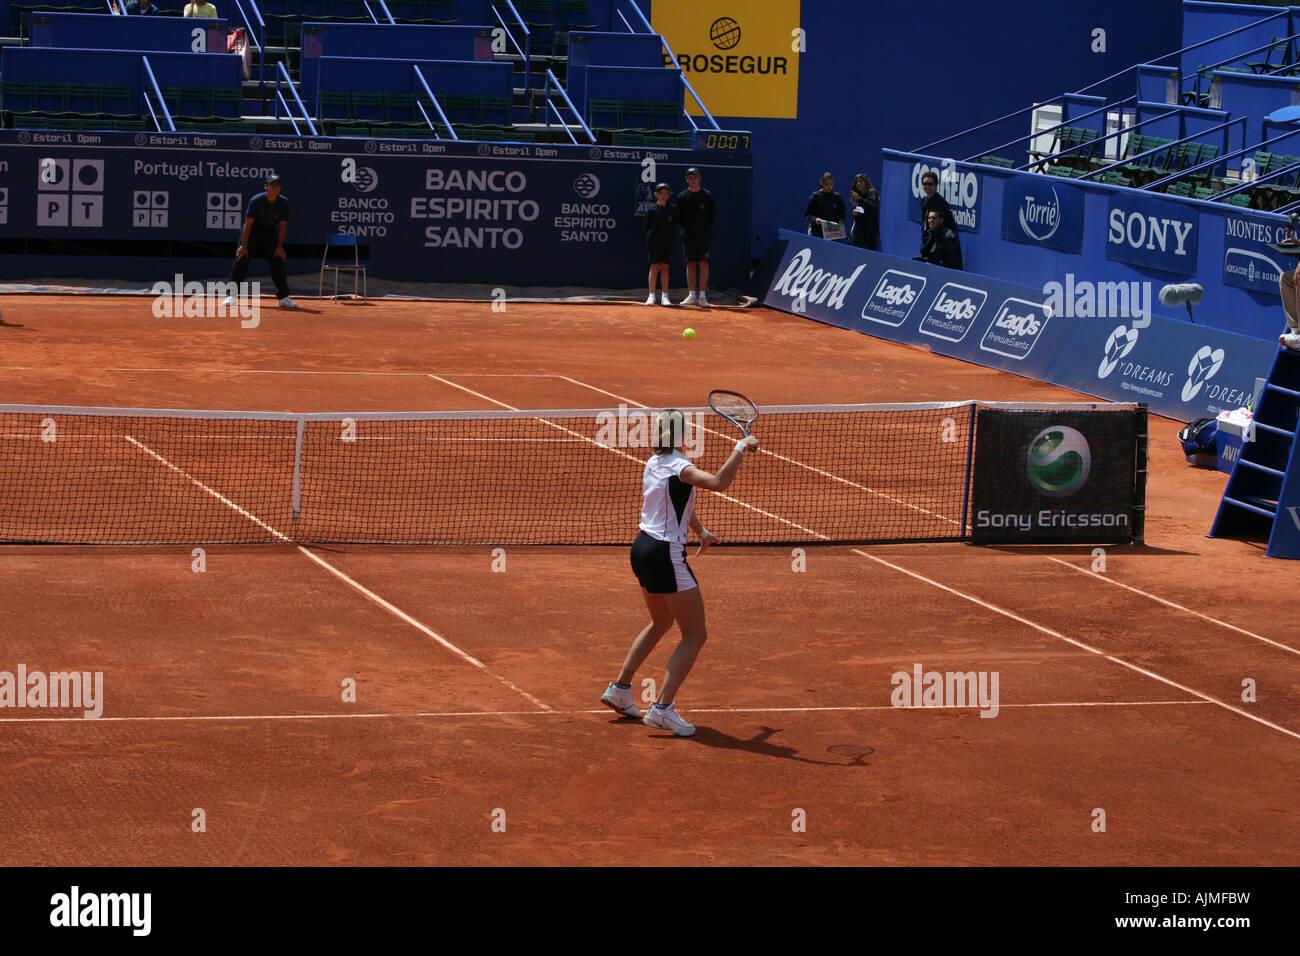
1178, 418, 1218, 467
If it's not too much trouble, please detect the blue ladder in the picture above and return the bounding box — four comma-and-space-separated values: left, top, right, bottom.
1209, 345, 1300, 557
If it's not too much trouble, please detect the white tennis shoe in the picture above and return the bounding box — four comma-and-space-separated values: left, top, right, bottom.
601, 682, 641, 718
659, 293, 672, 306
644, 293, 657, 305
643, 701, 695, 736
680, 291, 698, 306
278, 296, 297, 310
697, 291, 710, 308
1281, 332, 1300, 351
222, 295, 236, 308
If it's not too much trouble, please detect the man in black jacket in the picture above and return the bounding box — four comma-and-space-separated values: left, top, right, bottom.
919, 169, 955, 236
916, 210, 962, 270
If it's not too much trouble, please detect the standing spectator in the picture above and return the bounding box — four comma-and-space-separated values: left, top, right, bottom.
644, 183, 676, 307
915, 209, 963, 270
227, 173, 297, 310
849, 172, 880, 250
124, 0, 161, 13
804, 171, 846, 240
184, 0, 219, 16
676, 167, 715, 308
919, 168, 956, 235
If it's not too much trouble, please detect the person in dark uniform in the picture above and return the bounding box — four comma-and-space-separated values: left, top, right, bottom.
601, 409, 759, 736
850, 172, 880, 251
916, 209, 963, 270
919, 168, 956, 236
804, 171, 846, 240
229, 173, 296, 309
676, 167, 716, 307
644, 183, 676, 306
123, 0, 161, 12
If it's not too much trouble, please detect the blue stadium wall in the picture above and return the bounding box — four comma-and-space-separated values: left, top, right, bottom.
638, 0, 1183, 260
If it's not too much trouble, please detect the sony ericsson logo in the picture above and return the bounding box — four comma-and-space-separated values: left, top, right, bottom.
1027, 426, 1091, 498
771, 248, 865, 311
1182, 345, 1225, 402
862, 270, 926, 326
918, 283, 987, 342
1018, 187, 1061, 241
710, 16, 741, 49
1098, 324, 1141, 379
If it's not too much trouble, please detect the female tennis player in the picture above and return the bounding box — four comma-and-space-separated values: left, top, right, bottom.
601, 409, 759, 736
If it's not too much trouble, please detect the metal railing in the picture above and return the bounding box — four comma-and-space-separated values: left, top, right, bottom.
413, 64, 456, 139
542, 68, 593, 145
141, 56, 175, 132
228, 0, 267, 108
493, 0, 531, 102
273, 60, 317, 136
619, 0, 717, 130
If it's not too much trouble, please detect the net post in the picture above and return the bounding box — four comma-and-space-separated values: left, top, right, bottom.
1133, 403, 1148, 545
959, 402, 977, 540
291, 417, 305, 524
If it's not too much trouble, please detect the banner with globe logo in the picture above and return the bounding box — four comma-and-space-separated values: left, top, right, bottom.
969, 407, 1146, 544
651, 0, 801, 119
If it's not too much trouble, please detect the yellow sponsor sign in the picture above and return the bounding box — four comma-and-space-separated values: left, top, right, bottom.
652, 0, 800, 120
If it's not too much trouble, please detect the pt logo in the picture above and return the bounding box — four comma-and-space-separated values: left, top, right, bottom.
1181, 345, 1225, 402
206, 192, 243, 230
37, 158, 104, 228
1098, 325, 1140, 379
132, 190, 169, 229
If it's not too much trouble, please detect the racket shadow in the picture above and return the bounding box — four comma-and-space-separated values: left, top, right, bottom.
675, 724, 868, 767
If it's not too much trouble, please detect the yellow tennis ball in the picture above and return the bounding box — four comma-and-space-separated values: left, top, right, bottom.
683, 328, 696, 340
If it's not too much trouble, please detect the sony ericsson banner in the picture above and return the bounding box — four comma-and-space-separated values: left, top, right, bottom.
651, 0, 800, 119
970, 407, 1145, 545
762, 230, 1072, 381
1000, 176, 1084, 254
0, 131, 753, 288
909, 159, 981, 233
1105, 193, 1198, 274
1222, 212, 1286, 296
1048, 312, 1276, 421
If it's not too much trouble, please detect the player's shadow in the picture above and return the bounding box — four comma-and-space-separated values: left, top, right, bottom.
660, 724, 872, 767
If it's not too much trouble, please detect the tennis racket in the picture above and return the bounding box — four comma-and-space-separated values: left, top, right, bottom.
707, 389, 759, 436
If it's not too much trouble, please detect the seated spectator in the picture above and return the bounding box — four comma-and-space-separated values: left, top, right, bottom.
804, 171, 846, 240
124, 0, 162, 13
849, 173, 880, 250
919, 169, 956, 235
184, 0, 218, 15
915, 209, 962, 270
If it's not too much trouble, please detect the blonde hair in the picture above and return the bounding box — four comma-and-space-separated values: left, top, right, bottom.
652, 409, 686, 454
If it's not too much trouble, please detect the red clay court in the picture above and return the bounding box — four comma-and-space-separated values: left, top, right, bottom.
1, 294, 1298, 866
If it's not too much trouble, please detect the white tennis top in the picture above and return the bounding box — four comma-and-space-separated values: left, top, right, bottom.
639, 450, 696, 544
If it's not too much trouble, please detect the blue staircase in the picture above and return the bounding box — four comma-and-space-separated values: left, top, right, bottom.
1209, 346, 1300, 557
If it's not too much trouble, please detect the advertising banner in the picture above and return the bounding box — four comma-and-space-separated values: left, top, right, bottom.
1000, 176, 1085, 254
970, 406, 1145, 545
0, 131, 753, 287
1104, 192, 1198, 274
651, 0, 800, 119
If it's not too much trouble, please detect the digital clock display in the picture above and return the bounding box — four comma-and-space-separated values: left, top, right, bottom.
695, 131, 752, 151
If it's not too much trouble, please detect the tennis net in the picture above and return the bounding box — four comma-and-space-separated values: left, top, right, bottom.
0, 401, 1136, 546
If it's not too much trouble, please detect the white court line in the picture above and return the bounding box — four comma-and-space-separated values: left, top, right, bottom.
850, 547, 1300, 742
125, 435, 551, 712
0, 699, 1213, 724
0, 368, 566, 376
1046, 556, 1300, 657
